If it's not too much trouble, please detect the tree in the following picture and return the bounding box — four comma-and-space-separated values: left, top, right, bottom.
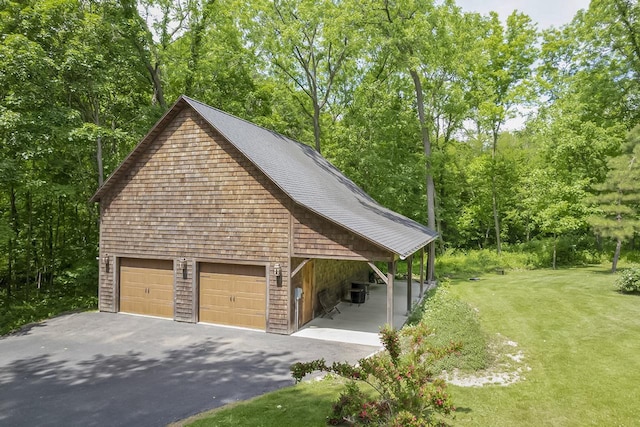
356, 0, 483, 279
588, 126, 640, 273
253, 0, 358, 153
522, 170, 589, 269
472, 11, 537, 253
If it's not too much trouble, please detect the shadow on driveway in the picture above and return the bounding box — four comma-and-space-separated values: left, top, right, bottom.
0, 312, 378, 427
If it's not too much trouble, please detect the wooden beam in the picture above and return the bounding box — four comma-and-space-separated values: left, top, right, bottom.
419, 247, 425, 298
290, 259, 311, 278
387, 261, 395, 327
367, 261, 388, 285
406, 255, 413, 315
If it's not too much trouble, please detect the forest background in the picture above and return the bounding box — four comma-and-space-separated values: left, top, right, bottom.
1, 0, 639, 317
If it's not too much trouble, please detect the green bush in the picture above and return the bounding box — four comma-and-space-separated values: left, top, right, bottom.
0, 291, 97, 336
435, 248, 532, 279
515, 236, 603, 268
408, 283, 490, 373
291, 326, 458, 426
615, 266, 640, 294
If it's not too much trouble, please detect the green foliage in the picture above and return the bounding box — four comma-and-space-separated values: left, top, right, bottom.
2, 0, 640, 338
435, 249, 533, 278
615, 266, 640, 294
407, 284, 489, 373
0, 289, 97, 336
587, 126, 640, 270
291, 326, 459, 426
516, 236, 604, 267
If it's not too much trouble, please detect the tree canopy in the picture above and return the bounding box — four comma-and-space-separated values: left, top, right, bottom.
1, 0, 638, 303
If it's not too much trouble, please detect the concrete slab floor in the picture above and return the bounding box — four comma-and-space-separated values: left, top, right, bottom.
292, 279, 433, 347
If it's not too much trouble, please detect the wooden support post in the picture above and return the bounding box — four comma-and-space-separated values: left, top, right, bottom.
387, 260, 395, 327
419, 247, 425, 298
406, 255, 413, 315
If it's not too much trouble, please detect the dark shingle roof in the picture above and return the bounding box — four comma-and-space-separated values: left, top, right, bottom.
91, 96, 437, 259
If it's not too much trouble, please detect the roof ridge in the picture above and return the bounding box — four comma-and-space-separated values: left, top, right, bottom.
181, 95, 313, 150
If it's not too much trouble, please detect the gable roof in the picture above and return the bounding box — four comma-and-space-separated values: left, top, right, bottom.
90, 96, 437, 259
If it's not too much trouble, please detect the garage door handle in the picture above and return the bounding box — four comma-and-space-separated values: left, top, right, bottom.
233, 296, 236, 302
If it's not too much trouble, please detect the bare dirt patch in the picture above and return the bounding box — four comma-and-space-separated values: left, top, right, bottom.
442, 334, 530, 387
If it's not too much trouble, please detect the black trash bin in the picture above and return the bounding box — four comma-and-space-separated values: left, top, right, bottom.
350, 283, 366, 304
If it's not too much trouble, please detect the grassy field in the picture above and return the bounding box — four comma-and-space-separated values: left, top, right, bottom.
447, 266, 640, 426
181, 266, 640, 426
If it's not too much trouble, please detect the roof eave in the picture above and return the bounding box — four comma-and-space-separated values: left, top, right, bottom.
397, 234, 439, 260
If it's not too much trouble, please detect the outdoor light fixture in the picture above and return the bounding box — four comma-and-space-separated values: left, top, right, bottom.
274, 263, 282, 287
102, 254, 110, 273
178, 258, 188, 279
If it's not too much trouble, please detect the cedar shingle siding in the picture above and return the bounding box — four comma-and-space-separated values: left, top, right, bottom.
98, 109, 291, 333
94, 97, 436, 335
292, 204, 392, 261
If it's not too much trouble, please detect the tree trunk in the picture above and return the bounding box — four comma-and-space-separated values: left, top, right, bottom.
120, 0, 167, 110
185, 2, 212, 96
313, 101, 322, 154
410, 69, 436, 282
96, 135, 104, 187
7, 185, 18, 302
612, 238, 622, 273
552, 235, 557, 270
27, 190, 33, 294
491, 130, 501, 254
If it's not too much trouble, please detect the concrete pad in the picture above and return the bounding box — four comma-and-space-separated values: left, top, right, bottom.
293, 327, 382, 347
292, 279, 433, 346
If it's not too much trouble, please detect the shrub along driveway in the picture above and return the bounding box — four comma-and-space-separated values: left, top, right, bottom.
0, 312, 378, 427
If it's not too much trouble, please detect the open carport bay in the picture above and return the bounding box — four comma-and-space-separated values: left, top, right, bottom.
0, 312, 378, 427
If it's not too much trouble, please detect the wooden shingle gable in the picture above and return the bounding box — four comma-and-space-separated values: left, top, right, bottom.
91, 95, 437, 259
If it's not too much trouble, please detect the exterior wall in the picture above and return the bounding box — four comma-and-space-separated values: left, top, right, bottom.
174, 259, 194, 322
98, 107, 292, 333
314, 259, 368, 311
291, 257, 368, 322
291, 204, 392, 261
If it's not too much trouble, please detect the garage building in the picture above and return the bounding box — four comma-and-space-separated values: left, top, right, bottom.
90, 96, 437, 334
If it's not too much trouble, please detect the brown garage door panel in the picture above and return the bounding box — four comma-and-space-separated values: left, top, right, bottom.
199, 264, 266, 330
120, 258, 174, 319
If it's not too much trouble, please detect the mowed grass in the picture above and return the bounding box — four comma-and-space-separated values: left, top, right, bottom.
176, 379, 343, 427
448, 266, 640, 426
181, 266, 640, 426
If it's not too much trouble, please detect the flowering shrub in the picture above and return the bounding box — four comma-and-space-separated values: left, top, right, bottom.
291, 326, 460, 426
615, 266, 640, 294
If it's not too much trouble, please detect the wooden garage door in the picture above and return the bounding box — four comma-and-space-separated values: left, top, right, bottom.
199, 263, 266, 330
119, 258, 174, 318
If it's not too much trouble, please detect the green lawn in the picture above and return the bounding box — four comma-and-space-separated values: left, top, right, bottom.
181, 266, 640, 426
448, 266, 640, 426
174, 379, 343, 427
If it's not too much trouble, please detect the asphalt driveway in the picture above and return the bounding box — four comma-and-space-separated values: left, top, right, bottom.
0, 312, 379, 427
